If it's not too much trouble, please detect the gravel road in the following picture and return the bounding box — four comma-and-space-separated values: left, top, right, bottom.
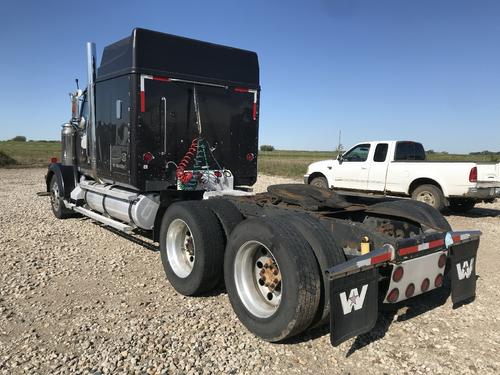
0, 168, 499, 374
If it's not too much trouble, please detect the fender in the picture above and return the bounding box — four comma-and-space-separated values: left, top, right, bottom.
46, 163, 77, 199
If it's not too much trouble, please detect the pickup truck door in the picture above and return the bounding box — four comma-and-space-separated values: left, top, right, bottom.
334, 143, 371, 190
366, 142, 389, 192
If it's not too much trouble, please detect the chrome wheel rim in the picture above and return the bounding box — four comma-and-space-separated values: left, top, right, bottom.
166, 219, 195, 278
50, 181, 60, 211
416, 191, 435, 206
234, 241, 282, 318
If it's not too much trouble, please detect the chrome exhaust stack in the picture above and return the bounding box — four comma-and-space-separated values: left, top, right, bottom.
86, 42, 98, 179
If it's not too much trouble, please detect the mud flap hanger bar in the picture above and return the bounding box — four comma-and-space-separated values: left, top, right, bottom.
325, 230, 482, 281
326, 230, 481, 347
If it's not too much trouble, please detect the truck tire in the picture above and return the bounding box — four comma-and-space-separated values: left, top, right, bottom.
49, 175, 73, 219
310, 176, 328, 189
204, 198, 244, 242
449, 198, 475, 213
285, 213, 346, 327
159, 201, 225, 296
411, 184, 445, 212
224, 216, 321, 342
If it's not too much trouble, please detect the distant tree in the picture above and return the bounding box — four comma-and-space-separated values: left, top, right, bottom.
10, 135, 26, 142
426, 149, 435, 154
260, 145, 275, 151
441, 151, 449, 155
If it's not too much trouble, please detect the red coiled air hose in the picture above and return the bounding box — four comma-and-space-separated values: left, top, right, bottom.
176, 138, 198, 184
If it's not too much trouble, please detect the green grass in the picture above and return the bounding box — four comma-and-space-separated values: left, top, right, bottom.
0, 141, 61, 167
1, 141, 497, 178
258, 150, 338, 178
258, 150, 499, 178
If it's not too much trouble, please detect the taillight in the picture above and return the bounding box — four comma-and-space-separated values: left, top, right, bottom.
469, 167, 477, 182
50, 157, 58, 163
387, 288, 399, 303
214, 170, 222, 178
435, 274, 444, 288
143, 152, 154, 163
392, 266, 404, 282
405, 283, 415, 298
420, 278, 431, 292
421, 278, 430, 292
438, 253, 447, 268
246, 153, 255, 162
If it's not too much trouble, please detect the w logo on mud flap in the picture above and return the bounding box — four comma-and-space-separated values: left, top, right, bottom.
456, 258, 474, 280
339, 284, 368, 315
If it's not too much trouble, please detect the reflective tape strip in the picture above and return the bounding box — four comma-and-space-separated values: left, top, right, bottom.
452, 233, 470, 243
399, 238, 445, 256
326, 244, 394, 280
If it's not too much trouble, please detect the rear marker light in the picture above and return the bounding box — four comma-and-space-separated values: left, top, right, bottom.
246, 153, 255, 162
421, 278, 430, 292
392, 266, 404, 282
214, 170, 222, 178
469, 167, 477, 182
143, 152, 154, 163
438, 253, 447, 268
387, 288, 399, 303
435, 274, 444, 288
405, 283, 415, 298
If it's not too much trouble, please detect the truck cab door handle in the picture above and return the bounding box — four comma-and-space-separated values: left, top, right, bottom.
361, 167, 367, 170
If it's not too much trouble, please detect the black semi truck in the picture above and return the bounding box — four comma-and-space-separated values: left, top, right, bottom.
44, 28, 481, 346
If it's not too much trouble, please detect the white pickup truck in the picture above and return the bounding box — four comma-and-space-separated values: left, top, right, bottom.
304, 140, 500, 212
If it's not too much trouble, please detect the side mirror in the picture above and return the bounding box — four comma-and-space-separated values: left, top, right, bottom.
336, 153, 343, 163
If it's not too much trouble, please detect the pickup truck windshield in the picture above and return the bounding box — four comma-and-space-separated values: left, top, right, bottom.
395, 141, 426, 161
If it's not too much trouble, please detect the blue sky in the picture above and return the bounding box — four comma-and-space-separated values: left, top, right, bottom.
1, 0, 499, 153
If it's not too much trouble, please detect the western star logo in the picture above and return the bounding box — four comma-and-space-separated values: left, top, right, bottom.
456, 258, 474, 280
339, 285, 368, 315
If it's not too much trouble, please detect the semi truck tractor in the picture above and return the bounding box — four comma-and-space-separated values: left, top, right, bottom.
44, 28, 481, 346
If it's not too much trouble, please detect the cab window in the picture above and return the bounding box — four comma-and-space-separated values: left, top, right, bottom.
373, 143, 388, 162
395, 142, 426, 161
343, 144, 370, 162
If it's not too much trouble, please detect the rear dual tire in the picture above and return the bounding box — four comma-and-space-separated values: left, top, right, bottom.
224, 216, 322, 342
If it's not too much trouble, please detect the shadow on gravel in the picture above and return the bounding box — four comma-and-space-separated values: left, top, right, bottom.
88, 219, 160, 252
445, 207, 500, 218
345, 283, 452, 356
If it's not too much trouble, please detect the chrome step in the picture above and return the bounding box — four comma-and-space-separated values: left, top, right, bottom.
72, 205, 135, 233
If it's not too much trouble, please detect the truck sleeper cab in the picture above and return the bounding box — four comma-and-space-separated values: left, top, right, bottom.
45, 29, 481, 348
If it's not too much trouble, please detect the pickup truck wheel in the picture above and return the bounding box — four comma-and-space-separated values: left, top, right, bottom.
310, 176, 328, 189
49, 175, 73, 219
449, 199, 475, 213
159, 201, 225, 296
411, 184, 445, 212
224, 216, 321, 342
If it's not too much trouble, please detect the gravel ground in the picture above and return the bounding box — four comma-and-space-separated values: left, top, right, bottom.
0, 168, 499, 374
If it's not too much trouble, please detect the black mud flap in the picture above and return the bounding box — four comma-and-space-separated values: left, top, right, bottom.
330, 268, 379, 346
449, 239, 479, 305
